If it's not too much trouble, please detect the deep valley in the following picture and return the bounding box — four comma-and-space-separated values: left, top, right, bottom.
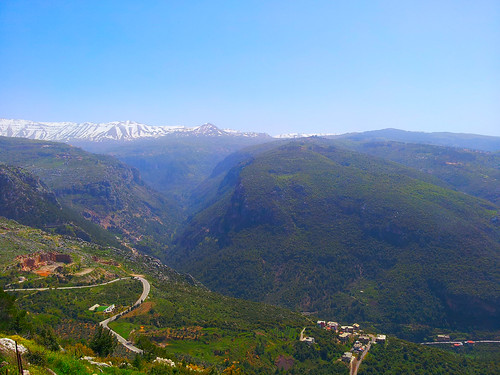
0, 124, 499, 374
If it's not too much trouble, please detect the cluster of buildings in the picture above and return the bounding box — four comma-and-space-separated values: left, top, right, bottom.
317, 320, 362, 339
316, 320, 387, 364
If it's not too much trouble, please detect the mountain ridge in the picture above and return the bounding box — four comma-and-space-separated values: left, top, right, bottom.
0, 119, 270, 142
4, 119, 500, 152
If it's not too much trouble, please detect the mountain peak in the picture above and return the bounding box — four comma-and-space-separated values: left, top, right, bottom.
0, 119, 270, 142
193, 123, 227, 136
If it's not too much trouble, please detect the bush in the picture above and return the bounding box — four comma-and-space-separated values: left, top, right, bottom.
26, 350, 47, 366
35, 326, 60, 351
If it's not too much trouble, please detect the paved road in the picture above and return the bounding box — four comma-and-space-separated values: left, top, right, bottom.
4, 277, 131, 292
299, 327, 306, 341
351, 336, 375, 375
4, 276, 151, 354
421, 340, 500, 345
100, 277, 150, 354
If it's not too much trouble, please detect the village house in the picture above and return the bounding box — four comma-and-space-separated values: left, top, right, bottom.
437, 334, 450, 341
342, 352, 353, 363
358, 335, 371, 344
316, 320, 326, 328
303, 337, 315, 345
94, 304, 116, 313
353, 323, 360, 331
376, 334, 386, 343
339, 332, 351, 342
327, 321, 339, 331
354, 345, 365, 353
340, 325, 355, 333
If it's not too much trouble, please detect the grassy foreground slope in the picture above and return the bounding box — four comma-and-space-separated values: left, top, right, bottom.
0, 217, 353, 374
0, 136, 181, 257
1, 219, 497, 373
170, 140, 500, 338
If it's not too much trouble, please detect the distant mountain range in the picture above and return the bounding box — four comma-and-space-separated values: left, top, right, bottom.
332, 128, 500, 152
2, 119, 499, 152
0, 119, 270, 142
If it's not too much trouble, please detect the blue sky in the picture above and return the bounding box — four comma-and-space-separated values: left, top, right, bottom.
1, 1, 499, 136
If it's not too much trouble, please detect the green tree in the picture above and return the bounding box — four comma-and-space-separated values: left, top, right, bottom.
89, 325, 117, 357
0, 289, 29, 333
36, 326, 60, 351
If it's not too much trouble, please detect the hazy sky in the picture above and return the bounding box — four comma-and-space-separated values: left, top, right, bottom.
1, 1, 499, 136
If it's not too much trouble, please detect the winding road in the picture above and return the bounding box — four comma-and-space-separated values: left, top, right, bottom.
4, 277, 132, 292
299, 327, 306, 341
4, 276, 151, 354
100, 276, 150, 354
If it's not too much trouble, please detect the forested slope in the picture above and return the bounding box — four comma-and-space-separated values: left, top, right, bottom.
169, 140, 500, 337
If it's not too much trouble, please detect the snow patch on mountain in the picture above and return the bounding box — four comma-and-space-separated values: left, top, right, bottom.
0, 119, 270, 142
274, 132, 337, 139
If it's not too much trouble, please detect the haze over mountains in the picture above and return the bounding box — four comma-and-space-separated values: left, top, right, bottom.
0, 117, 499, 372
3, 118, 499, 205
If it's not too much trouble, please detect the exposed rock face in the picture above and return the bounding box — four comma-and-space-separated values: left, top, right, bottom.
0, 338, 28, 354
16, 252, 72, 271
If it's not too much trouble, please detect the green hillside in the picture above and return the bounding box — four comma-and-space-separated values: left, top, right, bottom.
0, 163, 122, 246
332, 140, 500, 206
0, 217, 353, 374
169, 140, 500, 338
0, 163, 63, 228
0, 136, 181, 257
331, 128, 500, 152
1, 139, 499, 373
358, 338, 499, 375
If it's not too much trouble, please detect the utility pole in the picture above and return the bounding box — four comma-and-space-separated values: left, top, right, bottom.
15, 341, 23, 375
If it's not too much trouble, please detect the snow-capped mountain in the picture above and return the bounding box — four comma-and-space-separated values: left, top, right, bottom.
274, 132, 337, 139
0, 119, 270, 142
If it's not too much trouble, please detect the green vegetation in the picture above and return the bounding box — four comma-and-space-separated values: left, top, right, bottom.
0, 217, 349, 373
170, 140, 500, 338
0, 334, 205, 374
1, 127, 499, 372
0, 289, 28, 333
90, 325, 118, 356
0, 163, 122, 247
358, 338, 500, 374
333, 139, 500, 206
0, 136, 181, 257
